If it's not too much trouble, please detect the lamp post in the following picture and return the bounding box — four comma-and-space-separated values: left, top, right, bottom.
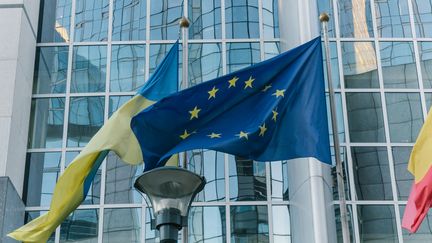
134, 167, 206, 243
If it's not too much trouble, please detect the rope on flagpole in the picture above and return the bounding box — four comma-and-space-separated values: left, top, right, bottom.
320, 12, 351, 243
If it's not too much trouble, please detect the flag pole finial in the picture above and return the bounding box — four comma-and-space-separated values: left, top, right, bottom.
179, 16, 190, 28
319, 12, 330, 23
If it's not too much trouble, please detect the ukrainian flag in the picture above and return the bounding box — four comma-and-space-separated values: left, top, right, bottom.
8, 42, 179, 243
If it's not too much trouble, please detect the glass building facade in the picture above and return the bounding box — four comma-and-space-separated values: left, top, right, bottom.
23, 0, 432, 242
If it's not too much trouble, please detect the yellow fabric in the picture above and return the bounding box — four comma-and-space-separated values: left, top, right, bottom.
8, 95, 155, 243
408, 108, 432, 183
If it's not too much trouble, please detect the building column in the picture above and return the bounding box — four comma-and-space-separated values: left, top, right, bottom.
278, 0, 337, 242
0, 0, 40, 241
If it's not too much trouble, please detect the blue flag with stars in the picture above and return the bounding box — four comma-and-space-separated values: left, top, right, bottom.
131, 37, 331, 171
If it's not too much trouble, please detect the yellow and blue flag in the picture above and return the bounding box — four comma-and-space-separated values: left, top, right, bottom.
131, 37, 331, 171
8, 42, 179, 243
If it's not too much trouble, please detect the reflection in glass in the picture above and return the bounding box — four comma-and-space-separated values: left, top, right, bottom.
270, 161, 288, 201
150, 0, 182, 40
386, 93, 423, 142
28, 98, 65, 148
229, 156, 266, 201
24, 153, 61, 206
188, 207, 226, 243
189, 43, 222, 86
110, 45, 145, 92
272, 206, 290, 243
188, 0, 222, 39
37, 0, 72, 42
188, 150, 225, 202
231, 205, 269, 243
346, 93, 385, 142
323, 42, 340, 89
103, 208, 141, 243
145, 207, 160, 243
262, 0, 279, 38
67, 96, 104, 147
418, 42, 432, 88
380, 42, 418, 88
331, 147, 351, 200
71, 45, 107, 93
74, 0, 109, 42
374, 0, 411, 37
357, 205, 398, 242
334, 205, 355, 243
342, 42, 379, 88
105, 152, 142, 204
60, 209, 99, 242
65, 151, 80, 167
400, 205, 432, 241
34, 47, 68, 94
225, 0, 259, 39
426, 93, 432, 110
112, 0, 146, 41
263, 42, 280, 60
317, 0, 335, 37
392, 147, 413, 200
109, 95, 133, 117
227, 43, 260, 73
326, 93, 345, 143
25, 211, 55, 242
338, 0, 374, 38
412, 0, 432, 38
352, 147, 393, 200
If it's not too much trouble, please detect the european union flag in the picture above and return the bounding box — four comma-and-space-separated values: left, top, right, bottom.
131, 37, 331, 171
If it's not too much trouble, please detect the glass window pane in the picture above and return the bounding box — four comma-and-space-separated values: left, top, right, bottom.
105, 152, 142, 204
227, 43, 260, 73
189, 43, 222, 86
230, 205, 269, 243
412, 0, 432, 38
28, 98, 65, 149
33, 47, 68, 94
67, 96, 105, 147
24, 152, 61, 206
338, 0, 374, 38
270, 161, 288, 201
346, 93, 386, 142
386, 93, 423, 142
187, 150, 225, 202
323, 42, 340, 89
103, 208, 141, 243
37, 0, 72, 43
25, 211, 55, 242
225, 0, 259, 39
331, 147, 351, 200
426, 93, 432, 110
374, 0, 412, 38
392, 147, 413, 200
112, 0, 146, 41
188, 206, 226, 243
264, 42, 280, 60
357, 205, 398, 242
109, 95, 133, 117
149, 44, 182, 85
65, 151, 80, 167
341, 42, 379, 88
418, 42, 432, 89
326, 93, 345, 143
60, 209, 99, 242
400, 205, 432, 242
272, 206, 290, 243
351, 147, 393, 200
380, 42, 418, 88
262, 0, 279, 38
334, 205, 356, 243
71, 45, 107, 93
188, 0, 222, 39
317, 0, 335, 37
150, 0, 183, 40
229, 156, 266, 201
110, 45, 146, 92
74, 0, 109, 42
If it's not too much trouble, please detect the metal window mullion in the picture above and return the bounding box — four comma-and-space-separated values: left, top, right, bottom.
145, 0, 151, 80
351, 203, 361, 243
265, 162, 273, 243
258, 0, 264, 61
224, 153, 231, 243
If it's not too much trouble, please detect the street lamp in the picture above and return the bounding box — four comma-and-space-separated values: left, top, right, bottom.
134, 167, 206, 243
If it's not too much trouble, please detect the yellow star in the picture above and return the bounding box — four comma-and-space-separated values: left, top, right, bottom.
272, 89, 286, 98
259, 124, 267, 136
180, 130, 191, 140
272, 110, 278, 122
244, 76, 255, 89
208, 86, 219, 99
189, 106, 201, 120
236, 131, 249, 140
262, 84, 272, 92
228, 76, 239, 88
207, 132, 221, 139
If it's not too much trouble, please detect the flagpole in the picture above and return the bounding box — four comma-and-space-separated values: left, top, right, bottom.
320, 13, 351, 243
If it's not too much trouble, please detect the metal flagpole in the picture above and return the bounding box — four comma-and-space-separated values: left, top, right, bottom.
320, 13, 351, 243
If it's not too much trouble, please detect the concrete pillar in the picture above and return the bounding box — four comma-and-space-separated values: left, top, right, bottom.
0, 177, 25, 243
278, 0, 337, 242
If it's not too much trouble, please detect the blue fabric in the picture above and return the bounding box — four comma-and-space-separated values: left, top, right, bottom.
131, 37, 331, 171
138, 41, 179, 100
